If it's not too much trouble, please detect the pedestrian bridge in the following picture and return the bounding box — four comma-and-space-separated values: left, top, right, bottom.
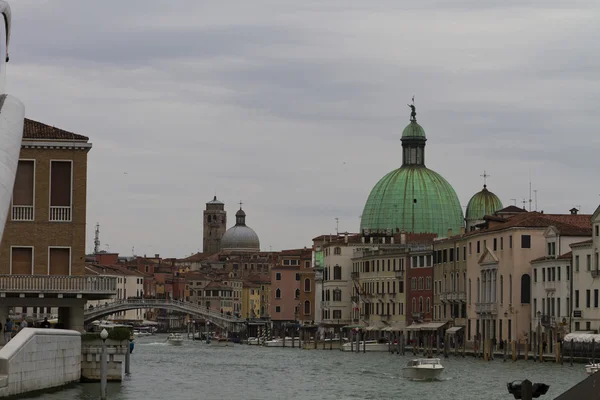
83, 298, 246, 331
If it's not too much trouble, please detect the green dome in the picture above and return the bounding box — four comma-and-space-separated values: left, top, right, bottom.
465, 185, 503, 222
360, 165, 464, 238
402, 120, 426, 139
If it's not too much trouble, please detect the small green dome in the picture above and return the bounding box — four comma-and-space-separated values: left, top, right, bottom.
402, 120, 426, 139
465, 185, 503, 222
360, 166, 464, 237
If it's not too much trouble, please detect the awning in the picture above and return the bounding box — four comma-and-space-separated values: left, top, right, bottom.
406, 323, 425, 331
342, 324, 365, 330
366, 322, 386, 331
382, 323, 405, 332
420, 322, 448, 331
446, 326, 464, 335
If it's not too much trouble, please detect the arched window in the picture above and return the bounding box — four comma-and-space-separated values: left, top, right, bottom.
521, 274, 531, 304
412, 298, 416, 312
304, 300, 311, 315
426, 297, 431, 313
463, 272, 466, 293
500, 275, 504, 304
275, 288, 281, 299
419, 297, 424, 312
304, 278, 311, 292
509, 274, 513, 304
411, 278, 417, 290
334, 247, 342, 255
443, 273, 447, 292
295, 288, 300, 299
334, 265, 342, 280
477, 278, 480, 302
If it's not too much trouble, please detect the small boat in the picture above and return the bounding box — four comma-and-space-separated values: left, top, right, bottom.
264, 337, 300, 347
212, 337, 230, 347
402, 358, 444, 380
167, 333, 184, 346
341, 340, 389, 352
585, 363, 600, 375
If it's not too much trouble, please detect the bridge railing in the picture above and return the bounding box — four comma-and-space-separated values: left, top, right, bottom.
85, 298, 246, 324
0, 275, 117, 294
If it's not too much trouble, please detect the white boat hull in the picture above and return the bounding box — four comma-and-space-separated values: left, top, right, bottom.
402, 365, 444, 380
341, 341, 389, 352
264, 337, 300, 347
585, 364, 600, 375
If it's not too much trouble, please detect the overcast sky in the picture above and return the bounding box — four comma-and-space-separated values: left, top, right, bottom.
7, 0, 600, 257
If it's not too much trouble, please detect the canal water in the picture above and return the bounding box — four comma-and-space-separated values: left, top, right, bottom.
22, 335, 585, 400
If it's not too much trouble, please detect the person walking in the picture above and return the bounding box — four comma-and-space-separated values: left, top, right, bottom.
4, 318, 12, 344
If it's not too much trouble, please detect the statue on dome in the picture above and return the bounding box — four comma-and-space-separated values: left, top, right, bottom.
408, 96, 416, 121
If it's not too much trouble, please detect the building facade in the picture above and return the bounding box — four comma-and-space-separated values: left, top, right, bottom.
0, 119, 115, 333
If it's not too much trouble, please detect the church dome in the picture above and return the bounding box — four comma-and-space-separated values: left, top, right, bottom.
360, 114, 464, 238
465, 185, 503, 223
221, 206, 260, 252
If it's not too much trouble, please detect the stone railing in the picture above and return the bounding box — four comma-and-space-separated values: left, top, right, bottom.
440, 293, 448, 302
475, 302, 498, 315
395, 270, 404, 279
351, 272, 359, 280
0, 275, 117, 294
11, 205, 34, 221
0, 328, 81, 397
49, 206, 72, 222
81, 339, 128, 382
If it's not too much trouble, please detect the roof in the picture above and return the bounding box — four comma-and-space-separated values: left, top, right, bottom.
465, 185, 503, 222
361, 165, 464, 238
464, 212, 591, 238
401, 120, 426, 139
570, 239, 593, 248
246, 273, 271, 284
23, 118, 89, 141
531, 251, 572, 264
206, 196, 224, 205
495, 205, 528, 214
85, 264, 149, 277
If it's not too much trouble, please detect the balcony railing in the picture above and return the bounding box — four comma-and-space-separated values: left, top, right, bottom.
351, 272, 360, 280
395, 270, 404, 279
0, 275, 117, 294
440, 293, 448, 302
412, 312, 423, 319
11, 205, 34, 221
475, 302, 498, 315
50, 206, 72, 222
592, 269, 600, 279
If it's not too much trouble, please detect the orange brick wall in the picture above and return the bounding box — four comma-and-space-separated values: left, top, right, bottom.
0, 145, 90, 275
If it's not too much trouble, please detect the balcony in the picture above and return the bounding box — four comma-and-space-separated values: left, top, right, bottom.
412, 312, 423, 320
49, 206, 72, 222
351, 272, 360, 280
541, 315, 556, 328
475, 302, 498, 315
0, 275, 117, 299
592, 270, 600, 279
11, 205, 34, 221
440, 293, 448, 302
380, 313, 391, 320
395, 270, 404, 279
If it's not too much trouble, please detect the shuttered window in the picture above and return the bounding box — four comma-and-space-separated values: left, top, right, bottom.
49, 247, 70, 275
50, 161, 72, 206
13, 161, 34, 205
11, 247, 33, 275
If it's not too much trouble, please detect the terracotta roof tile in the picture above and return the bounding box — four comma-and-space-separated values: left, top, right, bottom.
24, 118, 89, 141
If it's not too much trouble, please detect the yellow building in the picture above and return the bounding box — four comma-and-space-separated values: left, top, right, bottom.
242, 281, 261, 319
245, 273, 271, 318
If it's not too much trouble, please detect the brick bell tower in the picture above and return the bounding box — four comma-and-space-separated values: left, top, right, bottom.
203, 196, 227, 254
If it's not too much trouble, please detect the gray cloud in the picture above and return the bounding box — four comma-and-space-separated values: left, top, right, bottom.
6, 0, 600, 256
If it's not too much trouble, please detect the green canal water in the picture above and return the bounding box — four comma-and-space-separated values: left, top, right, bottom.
21, 335, 585, 400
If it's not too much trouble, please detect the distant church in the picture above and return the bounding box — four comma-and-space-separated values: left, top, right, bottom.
203, 197, 260, 254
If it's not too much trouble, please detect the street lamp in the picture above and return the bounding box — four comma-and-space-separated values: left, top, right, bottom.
100, 328, 109, 400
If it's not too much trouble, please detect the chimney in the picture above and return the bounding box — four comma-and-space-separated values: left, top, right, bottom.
447, 228, 453, 238
344, 232, 348, 244
155, 253, 160, 258
570, 208, 579, 215
400, 231, 407, 245
459, 227, 465, 235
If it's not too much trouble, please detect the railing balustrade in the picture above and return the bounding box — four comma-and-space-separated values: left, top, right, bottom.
49, 206, 72, 222
11, 205, 34, 221
0, 275, 117, 293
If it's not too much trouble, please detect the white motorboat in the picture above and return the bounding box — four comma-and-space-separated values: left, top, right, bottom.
341, 340, 389, 352
167, 333, 184, 346
133, 329, 152, 337
247, 337, 261, 345
585, 363, 600, 375
402, 358, 444, 380
264, 337, 300, 347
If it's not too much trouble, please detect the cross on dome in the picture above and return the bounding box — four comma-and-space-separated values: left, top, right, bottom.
480, 171, 490, 188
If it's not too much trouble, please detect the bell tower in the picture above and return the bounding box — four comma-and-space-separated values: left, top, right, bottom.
203, 196, 227, 254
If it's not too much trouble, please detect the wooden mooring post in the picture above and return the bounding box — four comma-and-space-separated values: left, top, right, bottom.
570, 339, 574, 366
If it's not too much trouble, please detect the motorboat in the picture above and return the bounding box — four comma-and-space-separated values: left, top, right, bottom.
167, 333, 184, 346
212, 337, 230, 347
247, 337, 261, 345
133, 328, 152, 337
585, 363, 600, 375
264, 337, 300, 347
402, 358, 444, 380
341, 340, 389, 352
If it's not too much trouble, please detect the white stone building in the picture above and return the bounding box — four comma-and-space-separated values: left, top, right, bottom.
570, 205, 600, 333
